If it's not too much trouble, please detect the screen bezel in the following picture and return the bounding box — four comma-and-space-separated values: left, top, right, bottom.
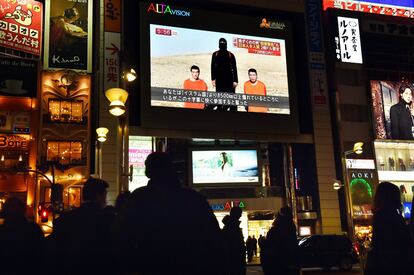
188, 147, 262, 187
138, 1, 299, 135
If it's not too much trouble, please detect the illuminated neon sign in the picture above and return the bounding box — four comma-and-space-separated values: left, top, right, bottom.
323, 0, 414, 18
211, 200, 246, 211
147, 3, 191, 17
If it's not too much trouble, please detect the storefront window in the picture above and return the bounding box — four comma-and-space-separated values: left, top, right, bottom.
47, 141, 83, 165
48, 99, 83, 123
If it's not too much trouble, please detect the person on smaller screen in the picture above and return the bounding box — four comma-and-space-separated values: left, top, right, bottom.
219, 152, 233, 177
209, 38, 238, 111
243, 68, 267, 113
390, 83, 414, 140
183, 65, 207, 109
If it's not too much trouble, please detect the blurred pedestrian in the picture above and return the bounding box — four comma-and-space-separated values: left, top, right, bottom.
222, 206, 246, 275
365, 182, 414, 275
258, 234, 265, 254
0, 197, 44, 275
119, 152, 223, 275
252, 235, 258, 256
246, 236, 254, 262
261, 206, 299, 275
51, 177, 116, 274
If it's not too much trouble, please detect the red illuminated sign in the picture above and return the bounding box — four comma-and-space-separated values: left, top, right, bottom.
0, 134, 29, 150
323, 0, 414, 18
0, 0, 43, 55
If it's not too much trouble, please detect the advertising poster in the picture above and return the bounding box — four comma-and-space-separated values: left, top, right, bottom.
128, 136, 153, 191
371, 81, 414, 140
192, 150, 259, 184
348, 169, 376, 218
44, 0, 93, 72
0, 0, 43, 55
0, 58, 37, 97
150, 24, 290, 114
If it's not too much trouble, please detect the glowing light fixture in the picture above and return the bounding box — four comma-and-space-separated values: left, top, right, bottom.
353, 142, 364, 155
123, 68, 137, 82
96, 127, 109, 142
105, 88, 128, 116
1, 155, 4, 162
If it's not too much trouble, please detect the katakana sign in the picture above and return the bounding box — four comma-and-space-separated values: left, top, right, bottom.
337, 16, 363, 64
0, 0, 43, 56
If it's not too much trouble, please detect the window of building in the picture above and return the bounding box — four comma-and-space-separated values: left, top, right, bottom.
47, 141, 83, 165
48, 99, 83, 123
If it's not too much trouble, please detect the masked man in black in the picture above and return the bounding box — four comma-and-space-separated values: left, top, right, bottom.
209, 38, 238, 111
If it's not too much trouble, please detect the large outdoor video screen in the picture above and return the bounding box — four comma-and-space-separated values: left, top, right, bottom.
150, 24, 289, 114
191, 149, 259, 185
371, 81, 414, 140
139, 2, 298, 135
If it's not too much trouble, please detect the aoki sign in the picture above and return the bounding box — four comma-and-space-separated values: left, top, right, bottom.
211, 200, 246, 211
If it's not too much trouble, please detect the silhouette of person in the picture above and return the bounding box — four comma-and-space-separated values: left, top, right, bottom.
365, 182, 414, 275
252, 235, 258, 256
119, 152, 223, 275
50, 178, 116, 274
246, 236, 255, 262
209, 38, 238, 111
258, 234, 265, 254
222, 206, 246, 275
0, 197, 44, 275
261, 206, 299, 275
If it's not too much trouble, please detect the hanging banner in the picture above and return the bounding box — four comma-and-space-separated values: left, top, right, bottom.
44, 0, 93, 72
104, 0, 121, 32
0, 0, 43, 56
305, 0, 329, 107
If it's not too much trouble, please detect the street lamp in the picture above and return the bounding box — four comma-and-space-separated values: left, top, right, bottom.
341, 141, 364, 240
95, 127, 109, 178
105, 88, 128, 117
105, 87, 133, 193
96, 127, 109, 143
123, 68, 137, 82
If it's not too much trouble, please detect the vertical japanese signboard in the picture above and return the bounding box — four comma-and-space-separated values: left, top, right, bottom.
104, 0, 121, 92
337, 16, 363, 64
305, 0, 329, 107
44, 0, 93, 72
0, 0, 43, 56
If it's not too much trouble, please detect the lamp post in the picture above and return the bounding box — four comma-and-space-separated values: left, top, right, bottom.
105, 87, 133, 193
340, 142, 364, 240
95, 127, 108, 179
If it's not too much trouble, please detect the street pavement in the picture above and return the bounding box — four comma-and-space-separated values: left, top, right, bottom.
247, 265, 361, 275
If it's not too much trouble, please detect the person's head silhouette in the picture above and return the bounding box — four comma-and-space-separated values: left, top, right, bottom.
82, 177, 109, 208
230, 206, 242, 220
145, 152, 179, 187
219, 38, 227, 51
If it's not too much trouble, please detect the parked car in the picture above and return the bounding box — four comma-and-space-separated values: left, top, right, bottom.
298, 234, 358, 271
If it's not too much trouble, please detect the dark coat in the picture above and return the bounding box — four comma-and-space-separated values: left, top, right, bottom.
261, 218, 299, 275
365, 209, 414, 275
222, 215, 246, 275
50, 202, 116, 275
0, 217, 44, 275
211, 50, 238, 92
390, 101, 414, 140
120, 178, 223, 275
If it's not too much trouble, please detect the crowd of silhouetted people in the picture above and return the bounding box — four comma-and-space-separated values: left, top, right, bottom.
1, 152, 414, 275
